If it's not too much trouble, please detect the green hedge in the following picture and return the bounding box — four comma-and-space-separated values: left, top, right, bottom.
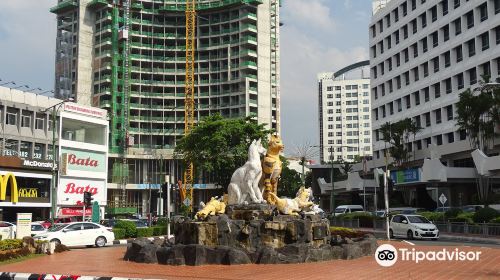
473, 207, 500, 223
449, 212, 474, 224
444, 208, 463, 220
137, 227, 154, 238
337, 212, 375, 227
0, 239, 23, 251
417, 212, 445, 222
112, 228, 126, 240
152, 226, 167, 236
114, 220, 137, 238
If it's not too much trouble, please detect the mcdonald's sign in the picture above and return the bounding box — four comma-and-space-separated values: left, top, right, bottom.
0, 173, 18, 203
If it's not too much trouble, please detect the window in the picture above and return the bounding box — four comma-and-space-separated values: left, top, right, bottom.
423, 87, 430, 102
432, 31, 439, 47
411, 19, 418, 34
436, 134, 443, 146
455, 45, 463, 62
422, 37, 428, 52
411, 0, 416, 10
34, 143, 45, 159
442, 0, 449, 15
335, 86, 341, 90
479, 3, 488, 22
403, 49, 409, 62
21, 115, 31, 128
412, 43, 418, 58
431, 6, 437, 22
496, 0, 500, 14
434, 83, 441, 98
468, 67, 477, 85
382, 106, 386, 118
378, 20, 383, 33
6, 112, 16, 125
65, 223, 83, 232
454, 18, 461, 35
48, 119, 54, 131
394, 31, 400, 44
402, 2, 408, 15
404, 71, 410, 85
496, 26, 500, 44
435, 109, 442, 124
467, 39, 475, 57
336, 94, 341, 98
327, 94, 333, 99
446, 105, 453, 120
414, 91, 420, 105
389, 103, 394, 115
480, 32, 489, 51
403, 25, 408, 39
459, 129, 467, 140
394, 8, 399, 22
405, 95, 411, 109
327, 86, 333, 91
425, 137, 432, 147
454, 0, 460, 9
433, 56, 440, 72
425, 112, 431, 127
396, 53, 401, 66
447, 132, 454, 143
374, 108, 379, 120
423, 62, 429, 77
386, 14, 391, 28
396, 76, 402, 89
443, 25, 450, 41
420, 12, 427, 28
456, 73, 464, 89
415, 115, 421, 128
413, 67, 419, 81
444, 51, 451, 67
416, 140, 422, 150
445, 78, 452, 93
466, 11, 474, 29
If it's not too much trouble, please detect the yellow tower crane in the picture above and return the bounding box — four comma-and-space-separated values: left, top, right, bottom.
183, 0, 196, 211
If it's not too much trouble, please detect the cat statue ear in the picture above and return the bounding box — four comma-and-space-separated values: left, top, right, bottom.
256, 139, 261, 145
251, 139, 256, 144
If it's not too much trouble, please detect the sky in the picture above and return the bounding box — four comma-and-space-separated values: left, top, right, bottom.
0, 0, 373, 157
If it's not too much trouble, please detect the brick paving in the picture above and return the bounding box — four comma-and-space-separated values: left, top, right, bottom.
1, 242, 499, 279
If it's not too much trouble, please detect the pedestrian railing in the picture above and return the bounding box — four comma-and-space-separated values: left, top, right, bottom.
331, 218, 500, 237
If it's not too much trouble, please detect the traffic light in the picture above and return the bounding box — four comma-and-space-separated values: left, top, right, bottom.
83, 191, 93, 207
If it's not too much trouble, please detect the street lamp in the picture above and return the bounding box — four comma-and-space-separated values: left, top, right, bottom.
42, 98, 74, 221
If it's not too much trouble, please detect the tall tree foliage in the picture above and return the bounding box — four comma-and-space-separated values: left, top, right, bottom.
379, 118, 421, 167
174, 114, 272, 189
277, 156, 303, 198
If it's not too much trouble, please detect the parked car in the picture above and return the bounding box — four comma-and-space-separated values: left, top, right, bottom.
372, 210, 386, 218
33, 222, 114, 247
389, 214, 439, 240
30, 222, 48, 236
334, 205, 364, 216
0, 221, 16, 239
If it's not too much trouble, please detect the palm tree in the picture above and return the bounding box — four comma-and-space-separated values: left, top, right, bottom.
292, 141, 319, 184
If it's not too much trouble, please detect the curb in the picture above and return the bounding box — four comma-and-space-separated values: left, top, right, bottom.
112, 235, 174, 245
364, 229, 500, 245
0, 272, 153, 280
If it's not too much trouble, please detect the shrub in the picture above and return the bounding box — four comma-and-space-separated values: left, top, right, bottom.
444, 208, 463, 220
489, 217, 500, 224
152, 226, 167, 236
473, 207, 500, 223
114, 220, 137, 238
0, 247, 30, 262
156, 218, 169, 226
329, 227, 368, 239
339, 212, 375, 227
112, 228, 126, 240
136, 227, 154, 238
449, 212, 474, 224
0, 239, 23, 251
417, 212, 445, 222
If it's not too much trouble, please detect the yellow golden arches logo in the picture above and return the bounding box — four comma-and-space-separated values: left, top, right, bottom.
0, 173, 18, 203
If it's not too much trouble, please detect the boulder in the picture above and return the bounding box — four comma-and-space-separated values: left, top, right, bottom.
256, 246, 278, 264
341, 243, 364, 260
225, 248, 251, 265
124, 239, 150, 261
183, 244, 208, 266
330, 246, 344, 259
276, 243, 309, 263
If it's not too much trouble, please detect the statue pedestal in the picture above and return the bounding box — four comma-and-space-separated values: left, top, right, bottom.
225, 203, 276, 221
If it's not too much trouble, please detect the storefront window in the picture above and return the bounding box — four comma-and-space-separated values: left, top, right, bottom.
61, 118, 106, 145
34, 143, 45, 160
47, 145, 58, 161
19, 141, 32, 158
4, 140, 18, 156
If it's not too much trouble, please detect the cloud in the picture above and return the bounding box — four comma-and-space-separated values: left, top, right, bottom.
283, 0, 336, 30
280, 25, 368, 156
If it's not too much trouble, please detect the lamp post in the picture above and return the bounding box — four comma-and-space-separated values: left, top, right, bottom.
43, 98, 74, 221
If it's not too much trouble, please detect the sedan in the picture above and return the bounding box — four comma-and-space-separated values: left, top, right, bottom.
30, 222, 48, 236
390, 214, 439, 240
34, 222, 115, 247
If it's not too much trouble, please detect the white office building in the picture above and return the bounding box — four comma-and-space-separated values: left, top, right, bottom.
367, 0, 500, 207
318, 62, 372, 163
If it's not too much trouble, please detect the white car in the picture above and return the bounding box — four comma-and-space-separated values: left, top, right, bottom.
30, 222, 48, 236
0, 221, 16, 239
34, 222, 115, 247
390, 214, 439, 240
334, 205, 364, 216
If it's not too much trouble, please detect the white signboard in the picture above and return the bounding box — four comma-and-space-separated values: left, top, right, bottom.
16, 213, 32, 239
58, 177, 106, 206
439, 193, 447, 206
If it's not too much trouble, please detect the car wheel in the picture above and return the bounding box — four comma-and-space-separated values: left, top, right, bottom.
407, 230, 414, 240
50, 239, 61, 246
389, 229, 394, 239
95, 236, 107, 248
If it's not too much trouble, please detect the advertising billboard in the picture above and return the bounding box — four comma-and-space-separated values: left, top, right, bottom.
58, 177, 106, 206
60, 148, 106, 174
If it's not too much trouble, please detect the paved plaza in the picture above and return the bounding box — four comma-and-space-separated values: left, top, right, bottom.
1, 242, 499, 279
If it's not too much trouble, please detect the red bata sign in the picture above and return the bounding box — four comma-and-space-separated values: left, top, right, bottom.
63, 182, 98, 195
67, 153, 99, 167
57, 178, 105, 206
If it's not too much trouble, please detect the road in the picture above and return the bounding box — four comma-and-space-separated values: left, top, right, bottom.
0, 241, 499, 279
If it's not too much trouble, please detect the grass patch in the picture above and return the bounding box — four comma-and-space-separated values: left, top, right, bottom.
0, 253, 45, 265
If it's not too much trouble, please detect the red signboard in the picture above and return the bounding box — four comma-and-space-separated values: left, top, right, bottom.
60, 208, 92, 216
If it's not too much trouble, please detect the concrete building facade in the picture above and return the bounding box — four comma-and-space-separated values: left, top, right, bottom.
318, 62, 372, 163
50, 0, 281, 215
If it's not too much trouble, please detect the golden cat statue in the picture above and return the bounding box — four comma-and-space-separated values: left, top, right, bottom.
267, 187, 314, 216
261, 135, 284, 203
195, 196, 226, 220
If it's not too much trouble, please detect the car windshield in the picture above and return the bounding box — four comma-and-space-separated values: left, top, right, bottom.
48, 224, 67, 232
335, 208, 346, 213
408, 216, 430, 224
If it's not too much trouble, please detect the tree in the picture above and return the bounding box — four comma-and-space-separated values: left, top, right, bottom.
304, 171, 313, 188
174, 114, 272, 189
292, 141, 318, 184
379, 118, 421, 167
277, 156, 303, 198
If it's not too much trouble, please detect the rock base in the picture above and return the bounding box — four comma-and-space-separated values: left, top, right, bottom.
125, 211, 377, 265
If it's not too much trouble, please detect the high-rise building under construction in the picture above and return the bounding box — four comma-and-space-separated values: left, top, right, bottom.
51, 0, 281, 215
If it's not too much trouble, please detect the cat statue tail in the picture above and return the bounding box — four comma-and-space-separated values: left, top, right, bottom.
227, 183, 240, 205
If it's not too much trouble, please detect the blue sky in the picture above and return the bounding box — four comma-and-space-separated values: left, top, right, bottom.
0, 0, 373, 156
